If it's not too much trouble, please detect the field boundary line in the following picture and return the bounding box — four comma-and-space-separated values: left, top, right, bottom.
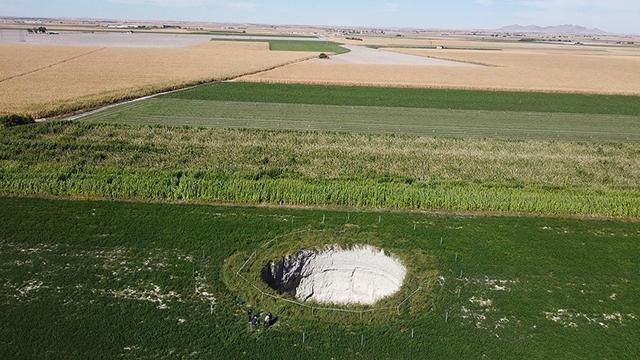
3, 193, 638, 222
381, 48, 500, 67
0, 47, 106, 84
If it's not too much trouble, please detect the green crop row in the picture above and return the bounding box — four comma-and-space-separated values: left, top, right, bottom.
2, 168, 638, 217
166, 82, 640, 116
1, 122, 639, 218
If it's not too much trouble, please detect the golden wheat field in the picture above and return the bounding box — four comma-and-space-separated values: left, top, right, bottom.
242, 42, 640, 95
0, 41, 314, 117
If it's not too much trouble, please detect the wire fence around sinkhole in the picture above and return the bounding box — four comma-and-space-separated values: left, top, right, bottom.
233, 228, 424, 316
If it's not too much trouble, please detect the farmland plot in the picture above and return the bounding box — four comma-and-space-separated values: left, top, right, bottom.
242, 45, 640, 95
83, 97, 640, 141
2, 122, 639, 217
1, 197, 638, 359
0, 42, 315, 118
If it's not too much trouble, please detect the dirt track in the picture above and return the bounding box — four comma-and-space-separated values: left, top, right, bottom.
311, 45, 473, 66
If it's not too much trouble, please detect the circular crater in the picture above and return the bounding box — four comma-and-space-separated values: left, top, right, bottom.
261, 245, 406, 305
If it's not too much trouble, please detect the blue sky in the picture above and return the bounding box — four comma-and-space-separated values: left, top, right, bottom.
1, 0, 639, 34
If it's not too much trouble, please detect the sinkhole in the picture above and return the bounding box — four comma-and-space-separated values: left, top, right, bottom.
261, 245, 406, 305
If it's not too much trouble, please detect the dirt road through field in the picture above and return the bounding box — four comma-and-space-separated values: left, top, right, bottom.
311, 45, 473, 66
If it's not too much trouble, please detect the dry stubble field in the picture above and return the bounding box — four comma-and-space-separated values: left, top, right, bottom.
242, 39, 640, 95
0, 41, 315, 117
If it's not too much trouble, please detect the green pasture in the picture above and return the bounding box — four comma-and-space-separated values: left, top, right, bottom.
165, 82, 640, 116
81, 98, 640, 141
210, 39, 349, 54
1, 197, 638, 359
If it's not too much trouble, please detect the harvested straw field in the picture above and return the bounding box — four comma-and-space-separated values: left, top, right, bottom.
242, 43, 640, 95
0, 41, 315, 117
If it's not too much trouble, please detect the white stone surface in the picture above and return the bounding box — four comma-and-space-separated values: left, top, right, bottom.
270, 246, 406, 305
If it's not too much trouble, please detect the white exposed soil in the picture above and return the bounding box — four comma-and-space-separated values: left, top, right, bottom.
311, 45, 474, 66
262, 245, 406, 305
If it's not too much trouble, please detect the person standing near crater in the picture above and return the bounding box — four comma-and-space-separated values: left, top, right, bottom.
264, 312, 273, 328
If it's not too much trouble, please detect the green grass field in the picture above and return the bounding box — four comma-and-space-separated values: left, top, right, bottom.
82, 98, 640, 141
64, 82, 640, 217
268, 40, 350, 54
1, 122, 639, 217
164, 82, 640, 116
210, 39, 350, 54
1, 197, 638, 359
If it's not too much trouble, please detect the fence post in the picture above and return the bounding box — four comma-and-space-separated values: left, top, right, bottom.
322, 215, 325, 224
411, 328, 414, 338
445, 311, 449, 323
302, 332, 305, 344
361, 334, 365, 347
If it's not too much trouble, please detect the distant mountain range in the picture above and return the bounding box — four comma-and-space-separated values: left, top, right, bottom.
498, 24, 609, 35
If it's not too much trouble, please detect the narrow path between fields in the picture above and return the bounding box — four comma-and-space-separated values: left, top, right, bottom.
57, 54, 318, 122
309, 45, 476, 66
